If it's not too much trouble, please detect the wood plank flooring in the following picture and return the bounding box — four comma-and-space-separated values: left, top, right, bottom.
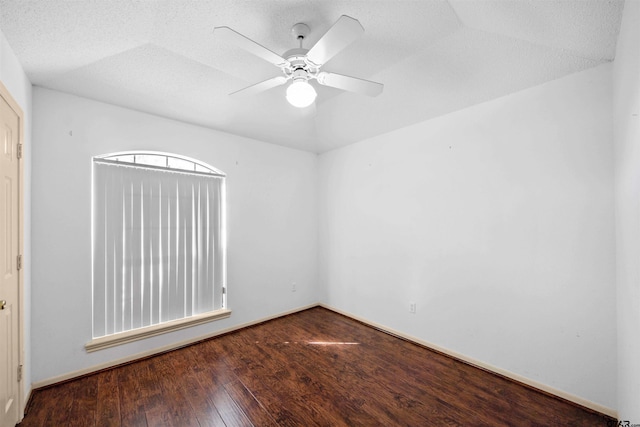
19, 307, 614, 426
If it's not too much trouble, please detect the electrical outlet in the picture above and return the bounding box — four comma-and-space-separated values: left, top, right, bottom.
410, 302, 416, 314
292, 282, 297, 292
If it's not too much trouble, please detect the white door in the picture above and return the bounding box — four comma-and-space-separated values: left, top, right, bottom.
0, 91, 21, 427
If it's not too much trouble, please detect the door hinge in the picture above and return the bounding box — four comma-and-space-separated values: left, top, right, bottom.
17, 143, 23, 160
222, 287, 226, 294
17, 255, 22, 271
17, 365, 22, 382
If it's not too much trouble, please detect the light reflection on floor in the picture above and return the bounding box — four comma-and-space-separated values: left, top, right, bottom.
306, 341, 360, 345
253, 341, 360, 345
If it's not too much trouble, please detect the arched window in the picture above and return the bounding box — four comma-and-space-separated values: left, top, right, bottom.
89, 151, 228, 347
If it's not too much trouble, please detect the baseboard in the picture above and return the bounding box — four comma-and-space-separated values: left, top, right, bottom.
31, 303, 319, 390
319, 303, 618, 420
21, 387, 32, 420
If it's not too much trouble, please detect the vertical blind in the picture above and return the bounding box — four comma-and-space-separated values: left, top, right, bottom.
92, 159, 225, 338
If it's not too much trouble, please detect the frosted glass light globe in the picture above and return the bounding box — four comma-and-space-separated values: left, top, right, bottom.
286, 80, 317, 108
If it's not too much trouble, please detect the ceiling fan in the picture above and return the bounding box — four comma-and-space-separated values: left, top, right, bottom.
214, 15, 384, 108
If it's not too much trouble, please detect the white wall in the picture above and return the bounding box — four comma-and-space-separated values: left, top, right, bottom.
0, 29, 32, 408
30, 87, 318, 383
613, 0, 640, 423
319, 64, 616, 410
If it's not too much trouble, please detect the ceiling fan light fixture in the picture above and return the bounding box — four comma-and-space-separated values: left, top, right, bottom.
286, 80, 317, 108
217, 15, 383, 104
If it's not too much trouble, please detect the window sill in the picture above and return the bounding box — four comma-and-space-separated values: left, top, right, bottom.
85, 309, 232, 353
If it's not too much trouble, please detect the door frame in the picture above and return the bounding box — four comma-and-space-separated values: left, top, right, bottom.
0, 78, 25, 422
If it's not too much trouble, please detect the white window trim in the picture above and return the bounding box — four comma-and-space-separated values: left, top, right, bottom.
85, 308, 231, 352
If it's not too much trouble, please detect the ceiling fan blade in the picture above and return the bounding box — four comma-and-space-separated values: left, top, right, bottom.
214, 26, 289, 67
306, 15, 364, 66
230, 76, 288, 97
317, 72, 383, 97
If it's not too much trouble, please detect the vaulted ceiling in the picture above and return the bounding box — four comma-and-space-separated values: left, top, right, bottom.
0, 0, 625, 153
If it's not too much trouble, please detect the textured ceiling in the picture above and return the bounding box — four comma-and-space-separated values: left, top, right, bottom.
0, 0, 625, 153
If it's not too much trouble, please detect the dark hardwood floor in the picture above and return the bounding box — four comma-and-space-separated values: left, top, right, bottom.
20, 307, 614, 426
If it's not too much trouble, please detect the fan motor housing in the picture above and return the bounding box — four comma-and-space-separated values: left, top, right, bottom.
282, 48, 318, 80
282, 48, 309, 61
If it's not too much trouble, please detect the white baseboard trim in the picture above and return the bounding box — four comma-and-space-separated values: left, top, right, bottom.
20, 387, 31, 420
319, 303, 617, 419
31, 303, 318, 390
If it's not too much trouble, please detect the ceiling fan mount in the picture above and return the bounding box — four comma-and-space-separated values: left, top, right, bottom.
214, 15, 384, 107
290, 23, 311, 42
